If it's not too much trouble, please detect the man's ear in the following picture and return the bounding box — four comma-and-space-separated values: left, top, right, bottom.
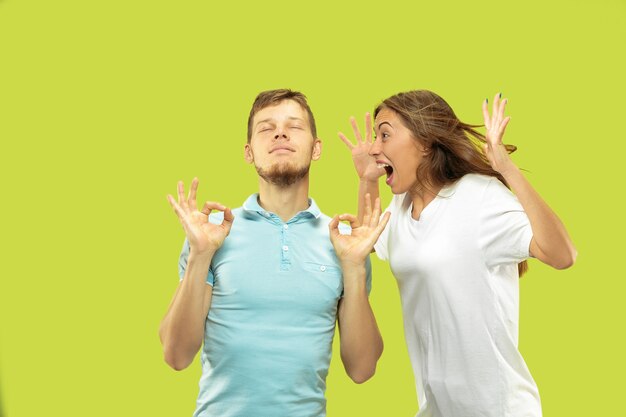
244, 143, 254, 164
311, 138, 322, 161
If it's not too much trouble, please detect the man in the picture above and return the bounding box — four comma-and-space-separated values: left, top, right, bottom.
159, 89, 389, 417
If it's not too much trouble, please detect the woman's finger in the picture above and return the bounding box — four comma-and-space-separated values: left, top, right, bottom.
482, 98, 491, 128
492, 92, 502, 128
338, 132, 355, 149
365, 112, 372, 144
350, 116, 363, 144
498, 98, 508, 128
500, 116, 511, 137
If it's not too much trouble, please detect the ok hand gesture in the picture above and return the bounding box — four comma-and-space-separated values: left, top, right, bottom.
338, 113, 386, 181
329, 194, 390, 269
167, 178, 234, 255
482, 93, 517, 176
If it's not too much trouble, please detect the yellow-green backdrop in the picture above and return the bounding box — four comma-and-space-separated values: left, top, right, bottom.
1, 0, 624, 416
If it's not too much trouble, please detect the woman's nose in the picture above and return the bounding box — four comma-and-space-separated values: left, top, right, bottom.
369, 138, 382, 156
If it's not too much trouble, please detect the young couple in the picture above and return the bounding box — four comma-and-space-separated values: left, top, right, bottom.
159, 89, 576, 417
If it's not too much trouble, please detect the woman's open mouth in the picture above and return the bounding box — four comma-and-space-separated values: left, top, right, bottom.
377, 162, 394, 185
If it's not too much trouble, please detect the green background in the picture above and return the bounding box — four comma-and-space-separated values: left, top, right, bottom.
1, 0, 624, 416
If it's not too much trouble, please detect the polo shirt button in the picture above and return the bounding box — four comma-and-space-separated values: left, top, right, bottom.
283, 224, 289, 230
282, 245, 289, 251
320, 266, 326, 272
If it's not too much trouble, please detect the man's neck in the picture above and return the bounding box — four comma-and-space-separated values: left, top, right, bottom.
257, 175, 311, 222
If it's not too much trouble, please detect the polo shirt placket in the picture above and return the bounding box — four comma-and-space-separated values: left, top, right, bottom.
280, 221, 290, 271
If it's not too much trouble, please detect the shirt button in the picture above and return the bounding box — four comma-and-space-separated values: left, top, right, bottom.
282, 245, 289, 251
320, 265, 326, 272
283, 224, 289, 230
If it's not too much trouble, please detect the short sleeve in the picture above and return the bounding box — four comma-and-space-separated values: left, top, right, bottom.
374, 194, 402, 261
177, 212, 224, 286
478, 178, 533, 267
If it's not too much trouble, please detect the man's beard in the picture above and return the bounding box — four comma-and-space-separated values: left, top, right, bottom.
255, 161, 310, 187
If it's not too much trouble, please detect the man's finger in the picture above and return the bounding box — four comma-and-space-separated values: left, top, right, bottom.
361, 211, 391, 249
177, 181, 186, 207
370, 197, 382, 228
201, 201, 226, 216
363, 193, 373, 226
222, 208, 235, 234
339, 213, 360, 229
168, 194, 185, 220
328, 215, 342, 239
188, 177, 199, 210
373, 212, 391, 238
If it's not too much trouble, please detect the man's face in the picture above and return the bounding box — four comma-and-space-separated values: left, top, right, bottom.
245, 100, 321, 187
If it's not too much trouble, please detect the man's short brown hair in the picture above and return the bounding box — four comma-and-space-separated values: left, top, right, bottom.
247, 89, 317, 143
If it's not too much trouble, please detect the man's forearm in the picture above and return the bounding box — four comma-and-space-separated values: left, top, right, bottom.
160, 250, 214, 370
337, 263, 383, 384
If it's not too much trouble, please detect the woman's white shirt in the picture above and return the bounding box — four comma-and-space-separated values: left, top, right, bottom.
375, 174, 541, 417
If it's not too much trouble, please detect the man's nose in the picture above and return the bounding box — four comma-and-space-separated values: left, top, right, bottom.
274, 126, 288, 140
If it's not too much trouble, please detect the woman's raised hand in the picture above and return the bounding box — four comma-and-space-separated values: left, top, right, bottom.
167, 178, 234, 255
482, 93, 516, 175
338, 113, 386, 181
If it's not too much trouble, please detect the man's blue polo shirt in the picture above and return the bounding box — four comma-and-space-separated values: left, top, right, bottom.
178, 194, 372, 417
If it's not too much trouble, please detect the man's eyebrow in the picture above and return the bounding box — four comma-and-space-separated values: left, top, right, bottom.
255, 118, 274, 126
255, 116, 305, 128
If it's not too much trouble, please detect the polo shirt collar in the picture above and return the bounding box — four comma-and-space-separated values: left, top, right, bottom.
242, 193, 321, 220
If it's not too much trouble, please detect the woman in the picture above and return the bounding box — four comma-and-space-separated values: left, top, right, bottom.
338, 90, 576, 417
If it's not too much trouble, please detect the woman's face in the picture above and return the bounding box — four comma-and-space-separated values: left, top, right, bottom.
371, 108, 426, 195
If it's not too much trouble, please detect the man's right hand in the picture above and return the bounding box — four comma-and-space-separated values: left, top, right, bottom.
338, 113, 385, 181
167, 177, 234, 255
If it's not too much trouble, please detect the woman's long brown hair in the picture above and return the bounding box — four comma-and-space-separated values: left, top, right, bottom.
375, 90, 528, 277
